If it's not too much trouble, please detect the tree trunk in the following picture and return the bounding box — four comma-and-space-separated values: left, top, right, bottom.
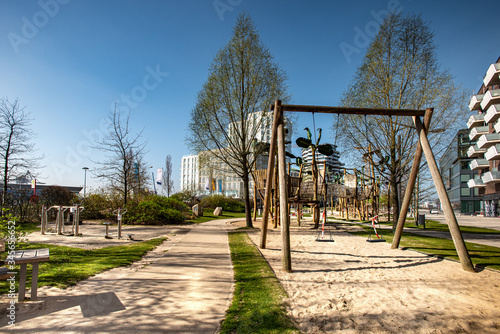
391, 175, 399, 229
242, 167, 253, 228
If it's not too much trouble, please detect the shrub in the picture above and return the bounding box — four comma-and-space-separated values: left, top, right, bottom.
41, 186, 76, 206
200, 195, 245, 213
81, 193, 111, 220
123, 195, 187, 225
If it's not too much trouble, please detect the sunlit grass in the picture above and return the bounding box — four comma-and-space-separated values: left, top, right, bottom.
220, 231, 298, 334
0, 238, 165, 296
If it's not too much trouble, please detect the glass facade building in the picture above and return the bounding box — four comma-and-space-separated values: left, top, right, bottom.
439, 129, 482, 214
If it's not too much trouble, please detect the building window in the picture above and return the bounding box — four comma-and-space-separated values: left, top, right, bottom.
460, 188, 471, 197
460, 174, 471, 182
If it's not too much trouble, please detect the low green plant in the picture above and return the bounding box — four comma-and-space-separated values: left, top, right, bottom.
200, 195, 245, 213
124, 195, 188, 225
220, 232, 298, 333
81, 193, 111, 220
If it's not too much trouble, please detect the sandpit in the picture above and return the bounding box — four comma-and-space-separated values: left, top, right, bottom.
246, 223, 500, 333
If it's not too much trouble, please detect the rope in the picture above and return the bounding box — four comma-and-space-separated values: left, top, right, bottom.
312, 111, 317, 143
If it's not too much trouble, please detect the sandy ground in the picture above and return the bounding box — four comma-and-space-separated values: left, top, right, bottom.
245, 220, 500, 334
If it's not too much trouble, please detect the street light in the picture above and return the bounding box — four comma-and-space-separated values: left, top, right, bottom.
82, 167, 89, 199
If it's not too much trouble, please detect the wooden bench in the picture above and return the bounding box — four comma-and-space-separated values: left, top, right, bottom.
13, 248, 50, 301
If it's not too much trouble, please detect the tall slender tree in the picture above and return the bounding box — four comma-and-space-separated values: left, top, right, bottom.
162, 154, 174, 197
186, 13, 290, 227
337, 13, 468, 226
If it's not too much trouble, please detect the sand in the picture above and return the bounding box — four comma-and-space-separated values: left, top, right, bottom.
246, 222, 500, 334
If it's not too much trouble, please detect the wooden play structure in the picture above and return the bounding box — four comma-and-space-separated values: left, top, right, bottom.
40, 205, 84, 236
334, 167, 381, 221
259, 100, 475, 273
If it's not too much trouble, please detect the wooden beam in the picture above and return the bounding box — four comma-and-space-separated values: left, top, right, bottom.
272, 104, 426, 117
260, 100, 281, 249
413, 115, 475, 273
392, 108, 433, 249
278, 101, 292, 273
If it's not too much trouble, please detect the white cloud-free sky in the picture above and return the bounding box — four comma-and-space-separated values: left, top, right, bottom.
0, 0, 498, 194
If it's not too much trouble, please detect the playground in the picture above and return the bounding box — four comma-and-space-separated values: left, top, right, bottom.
245, 220, 500, 333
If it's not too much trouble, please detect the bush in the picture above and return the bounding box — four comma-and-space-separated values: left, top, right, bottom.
123, 195, 188, 225
200, 195, 245, 213
81, 193, 111, 220
41, 186, 76, 206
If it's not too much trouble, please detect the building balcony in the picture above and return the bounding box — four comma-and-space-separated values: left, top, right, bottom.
485, 104, 500, 124
468, 177, 486, 188
485, 144, 500, 160
480, 89, 500, 111
467, 114, 485, 128
470, 159, 489, 170
481, 171, 500, 184
469, 126, 489, 141
477, 133, 500, 149
483, 63, 500, 87
469, 94, 484, 111
467, 144, 486, 158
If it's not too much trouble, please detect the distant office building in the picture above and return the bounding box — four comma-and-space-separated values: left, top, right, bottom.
466, 57, 500, 216
439, 129, 481, 214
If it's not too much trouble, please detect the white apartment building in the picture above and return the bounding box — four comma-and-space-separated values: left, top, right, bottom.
180, 155, 199, 193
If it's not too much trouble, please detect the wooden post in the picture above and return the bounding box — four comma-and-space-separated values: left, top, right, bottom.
277, 102, 292, 273
74, 204, 80, 236
40, 205, 46, 235
392, 108, 432, 249
260, 100, 281, 249
57, 206, 63, 235
413, 115, 475, 272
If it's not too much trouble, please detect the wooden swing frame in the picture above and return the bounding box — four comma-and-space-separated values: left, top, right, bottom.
260, 100, 475, 273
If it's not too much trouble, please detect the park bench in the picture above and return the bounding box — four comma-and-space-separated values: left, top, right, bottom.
13, 248, 50, 301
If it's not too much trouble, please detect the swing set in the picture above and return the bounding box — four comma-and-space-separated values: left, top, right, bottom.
259, 100, 475, 273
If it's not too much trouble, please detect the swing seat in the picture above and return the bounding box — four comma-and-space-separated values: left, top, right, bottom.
366, 238, 386, 243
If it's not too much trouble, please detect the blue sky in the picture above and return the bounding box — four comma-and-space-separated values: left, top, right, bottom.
0, 0, 498, 194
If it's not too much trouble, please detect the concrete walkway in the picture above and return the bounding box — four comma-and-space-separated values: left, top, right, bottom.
1, 219, 238, 333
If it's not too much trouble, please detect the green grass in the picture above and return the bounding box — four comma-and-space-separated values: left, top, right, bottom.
344, 224, 500, 271
220, 232, 298, 334
371, 218, 500, 235
18, 221, 40, 234
186, 211, 247, 224
0, 238, 165, 296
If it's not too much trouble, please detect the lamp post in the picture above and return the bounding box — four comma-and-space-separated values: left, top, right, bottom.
82, 167, 89, 199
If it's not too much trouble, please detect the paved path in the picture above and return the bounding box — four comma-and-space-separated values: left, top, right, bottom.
1, 219, 238, 333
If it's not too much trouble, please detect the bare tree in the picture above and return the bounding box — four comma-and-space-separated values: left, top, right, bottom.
0, 98, 42, 207
162, 154, 174, 197
93, 108, 146, 206
337, 13, 468, 226
186, 13, 290, 227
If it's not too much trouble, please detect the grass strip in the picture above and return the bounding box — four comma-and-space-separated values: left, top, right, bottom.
0, 238, 165, 296
220, 232, 298, 334
345, 224, 500, 271
372, 219, 500, 235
